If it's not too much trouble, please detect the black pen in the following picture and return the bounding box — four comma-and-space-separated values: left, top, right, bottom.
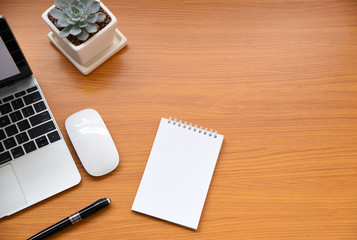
28, 197, 111, 240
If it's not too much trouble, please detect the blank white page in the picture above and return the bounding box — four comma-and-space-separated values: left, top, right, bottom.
132, 117, 224, 230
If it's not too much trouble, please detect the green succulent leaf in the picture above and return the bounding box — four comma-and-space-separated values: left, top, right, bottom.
85, 23, 97, 33
96, 12, 105, 22
83, 0, 95, 8
54, 0, 70, 9
59, 25, 72, 38
77, 29, 89, 41
66, 18, 76, 25
69, 23, 81, 36
86, 14, 98, 23
80, 0, 88, 6
84, 6, 92, 16
89, 1, 100, 14
50, 8, 66, 19
61, 4, 69, 9
65, 8, 73, 17
78, 21, 87, 28
71, 16, 81, 21
57, 18, 70, 27
72, 0, 80, 7
71, 5, 80, 16
78, 2, 85, 10
80, 14, 88, 22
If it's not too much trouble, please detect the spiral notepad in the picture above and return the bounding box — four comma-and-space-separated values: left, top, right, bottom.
132, 117, 224, 230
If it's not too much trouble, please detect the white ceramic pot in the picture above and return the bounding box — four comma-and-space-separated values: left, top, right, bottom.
42, 2, 117, 66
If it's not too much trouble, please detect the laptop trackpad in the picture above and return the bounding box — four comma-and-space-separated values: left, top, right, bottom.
0, 164, 27, 218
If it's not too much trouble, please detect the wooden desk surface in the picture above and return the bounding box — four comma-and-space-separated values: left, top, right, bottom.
1, 0, 357, 239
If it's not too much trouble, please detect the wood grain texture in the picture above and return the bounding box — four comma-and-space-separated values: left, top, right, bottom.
1, 0, 357, 239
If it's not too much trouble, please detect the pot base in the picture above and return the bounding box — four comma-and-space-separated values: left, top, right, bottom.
47, 29, 127, 75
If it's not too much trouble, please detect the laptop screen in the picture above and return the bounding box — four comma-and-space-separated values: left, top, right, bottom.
0, 16, 32, 87
0, 36, 20, 80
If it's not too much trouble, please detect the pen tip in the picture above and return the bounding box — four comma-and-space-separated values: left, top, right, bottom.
106, 198, 111, 204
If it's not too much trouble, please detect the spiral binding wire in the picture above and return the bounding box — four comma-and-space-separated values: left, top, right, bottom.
168, 117, 218, 138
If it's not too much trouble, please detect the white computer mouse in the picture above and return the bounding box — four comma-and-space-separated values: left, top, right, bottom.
65, 109, 119, 177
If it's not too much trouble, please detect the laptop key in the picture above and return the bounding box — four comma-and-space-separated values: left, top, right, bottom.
16, 132, 29, 144
3, 95, 14, 102
3, 137, 16, 150
17, 119, 31, 131
0, 115, 11, 127
24, 91, 42, 105
0, 142, 4, 152
15, 90, 26, 98
34, 101, 47, 113
35, 136, 49, 148
0, 129, 5, 140
11, 146, 24, 159
0, 103, 12, 115
27, 86, 38, 93
23, 141, 37, 153
5, 124, 18, 137
0, 151, 12, 165
48, 131, 61, 143
11, 98, 25, 110
29, 111, 51, 126
28, 121, 56, 139
22, 106, 35, 117
10, 110, 23, 123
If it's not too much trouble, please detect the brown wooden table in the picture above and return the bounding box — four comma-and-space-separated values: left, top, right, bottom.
1, 0, 357, 239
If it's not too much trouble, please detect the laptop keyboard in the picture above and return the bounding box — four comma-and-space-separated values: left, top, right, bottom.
0, 85, 61, 165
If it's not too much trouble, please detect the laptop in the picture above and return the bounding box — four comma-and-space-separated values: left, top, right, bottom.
0, 16, 81, 218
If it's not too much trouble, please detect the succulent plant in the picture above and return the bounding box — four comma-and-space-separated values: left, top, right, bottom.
50, 0, 106, 41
